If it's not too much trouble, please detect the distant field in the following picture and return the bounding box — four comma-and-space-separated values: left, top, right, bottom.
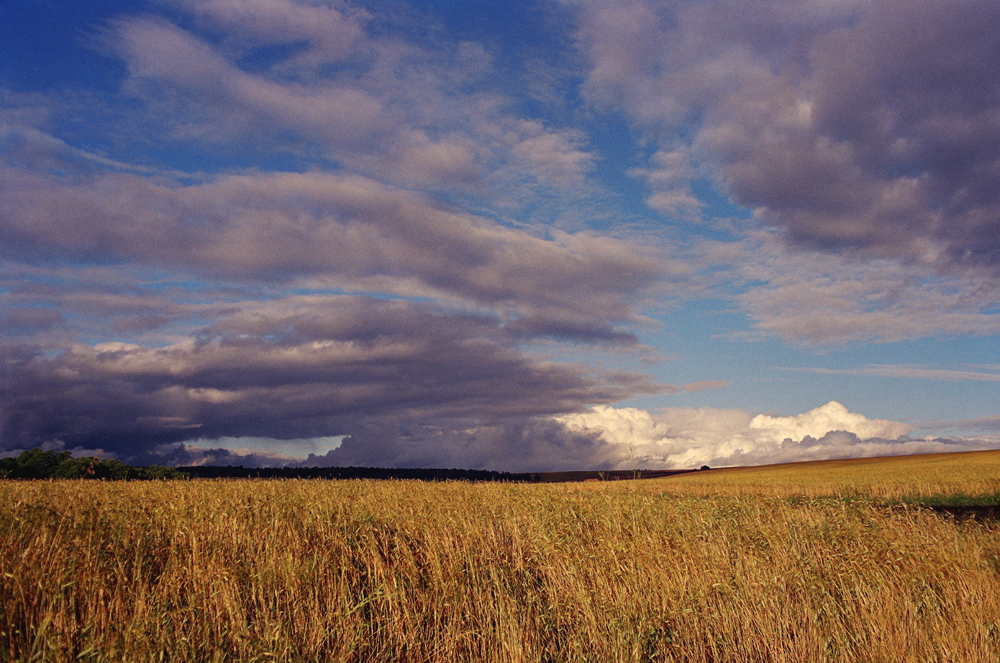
3, 451, 1000, 662
660, 449, 1000, 500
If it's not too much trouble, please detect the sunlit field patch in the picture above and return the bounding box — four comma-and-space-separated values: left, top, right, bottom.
3, 451, 1000, 662
659, 449, 1000, 501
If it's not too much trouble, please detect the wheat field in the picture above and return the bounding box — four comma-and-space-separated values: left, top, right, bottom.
3, 451, 1000, 662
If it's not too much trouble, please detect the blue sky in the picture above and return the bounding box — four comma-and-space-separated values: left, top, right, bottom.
1, 0, 999, 470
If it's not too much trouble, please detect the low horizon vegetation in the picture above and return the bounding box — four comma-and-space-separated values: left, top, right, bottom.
2, 450, 1000, 661
0, 448, 189, 481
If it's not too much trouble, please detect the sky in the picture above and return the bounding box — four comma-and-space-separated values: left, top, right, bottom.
1, 0, 999, 471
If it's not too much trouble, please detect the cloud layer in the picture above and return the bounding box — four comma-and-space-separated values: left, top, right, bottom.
1, 161, 663, 341
2, 0, 998, 468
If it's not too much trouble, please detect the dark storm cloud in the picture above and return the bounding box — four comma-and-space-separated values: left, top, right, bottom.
572, 0, 1000, 270
299, 419, 618, 473
0, 296, 665, 464
144, 443, 292, 469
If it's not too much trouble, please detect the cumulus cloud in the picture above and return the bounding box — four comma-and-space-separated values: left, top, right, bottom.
555, 400, 990, 469
748, 401, 912, 443
571, 0, 1000, 271
507, 120, 596, 188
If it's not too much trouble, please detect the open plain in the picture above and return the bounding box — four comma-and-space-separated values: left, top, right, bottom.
3, 450, 1000, 662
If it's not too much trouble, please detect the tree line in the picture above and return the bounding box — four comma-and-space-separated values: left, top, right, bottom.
1, 448, 699, 482
0, 449, 529, 482
0, 449, 189, 480
178, 465, 539, 482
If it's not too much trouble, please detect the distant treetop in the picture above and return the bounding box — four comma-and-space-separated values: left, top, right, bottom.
0, 449, 189, 480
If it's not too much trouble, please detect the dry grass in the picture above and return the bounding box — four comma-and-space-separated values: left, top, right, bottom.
662, 449, 1000, 501
2, 451, 1000, 661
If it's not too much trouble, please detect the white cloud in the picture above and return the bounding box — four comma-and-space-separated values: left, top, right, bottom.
748, 400, 911, 442
508, 120, 596, 188
174, 0, 366, 69
112, 17, 387, 149
554, 400, 976, 469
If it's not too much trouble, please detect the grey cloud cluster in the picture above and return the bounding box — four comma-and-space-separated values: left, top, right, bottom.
571, 0, 1000, 271
791, 364, 1000, 383
0, 296, 665, 465
921, 414, 1000, 434
0, 154, 664, 341
729, 231, 1000, 344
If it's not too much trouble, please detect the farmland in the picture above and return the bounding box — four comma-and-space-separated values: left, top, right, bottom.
3, 451, 1000, 661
